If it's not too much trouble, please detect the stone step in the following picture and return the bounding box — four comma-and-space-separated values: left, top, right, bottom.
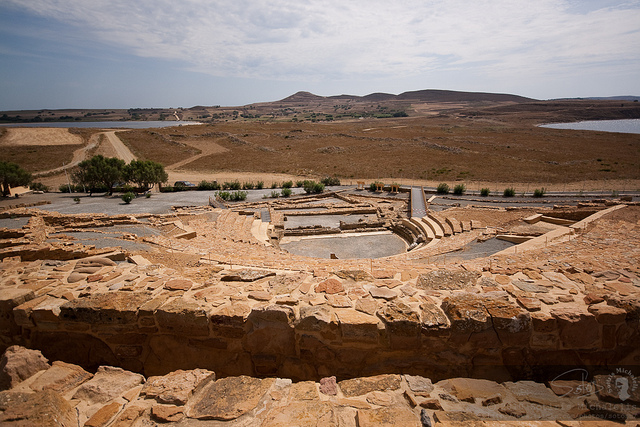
421, 216, 444, 239
427, 212, 452, 236
445, 217, 463, 234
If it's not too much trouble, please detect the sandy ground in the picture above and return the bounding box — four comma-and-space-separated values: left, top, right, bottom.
1, 128, 83, 146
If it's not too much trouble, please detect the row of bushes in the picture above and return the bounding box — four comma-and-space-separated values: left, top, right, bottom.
161, 177, 340, 193
216, 190, 248, 201
436, 183, 546, 198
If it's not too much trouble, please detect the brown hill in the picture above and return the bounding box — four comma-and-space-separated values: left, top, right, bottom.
278, 91, 327, 103
280, 89, 534, 104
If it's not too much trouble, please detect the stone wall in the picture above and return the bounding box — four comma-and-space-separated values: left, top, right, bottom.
3, 255, 638, 382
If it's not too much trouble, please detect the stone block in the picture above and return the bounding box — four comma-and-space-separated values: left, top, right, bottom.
155, 298, 210, 337
335, 308, 380, 343
551, 307, 601, 349
378, 302, 421, 349
60, 292, 154, 325
0, 288, 34, 335
296, 305, 335, 331
587, 302, 627, 324
441, 293, 491, 333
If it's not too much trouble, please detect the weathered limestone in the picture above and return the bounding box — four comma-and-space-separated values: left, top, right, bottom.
0, 346, 49, 390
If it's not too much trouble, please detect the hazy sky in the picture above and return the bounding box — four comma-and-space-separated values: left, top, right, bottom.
1, 0, 639, 109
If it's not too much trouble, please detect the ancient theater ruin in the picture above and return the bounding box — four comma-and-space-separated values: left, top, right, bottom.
1, 187, 639, 425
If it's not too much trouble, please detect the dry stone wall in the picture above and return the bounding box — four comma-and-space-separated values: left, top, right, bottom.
2, 252, 638, 382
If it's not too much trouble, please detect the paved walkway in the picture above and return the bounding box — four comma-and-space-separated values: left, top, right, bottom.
410, 186, 427, 218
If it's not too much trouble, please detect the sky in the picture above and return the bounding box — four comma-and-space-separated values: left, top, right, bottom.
1, 0, 639, 109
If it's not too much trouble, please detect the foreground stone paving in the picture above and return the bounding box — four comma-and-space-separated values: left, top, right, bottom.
0, 199, 638, 424
1, 346, 639, 426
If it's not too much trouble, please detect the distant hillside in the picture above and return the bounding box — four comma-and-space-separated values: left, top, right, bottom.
555, 96, 640, 102
279, 89, 534, 104
278, 91, 327, 103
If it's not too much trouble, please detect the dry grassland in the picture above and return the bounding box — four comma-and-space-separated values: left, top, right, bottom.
115, 130, 200, 166
0, 127, 102, 173
118, 116, 640, 184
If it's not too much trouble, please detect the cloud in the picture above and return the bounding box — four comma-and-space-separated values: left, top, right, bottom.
5, 0, 640, 85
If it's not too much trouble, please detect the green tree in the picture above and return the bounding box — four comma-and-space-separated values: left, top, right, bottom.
73, 155, 125, 195
0, 161, 31, 196
124, 160, 168, 191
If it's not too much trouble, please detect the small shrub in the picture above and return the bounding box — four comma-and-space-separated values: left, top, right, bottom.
480, 187, 490, 197
303, 180, 324, 194
296, 180, 305, 187
270, 190, 280, 198
321, 176, 341, 186
256, 181, 264, 189
369, 181, 383, 192
121, 192, 135, 204
160, 186, 175, 192
223, 180, 241, 190
29, 182, 49, 192
242, 182, 254, 190
503, 187, 516, 197
533, 188, 546, 198
271, 182, 279, 189
436, 183, 450, 194
453, 184, 466, 195
281, 187, 292, 197
145, 192, 151, 198
73, 197, 80, 203
282, 181, 293, 189
231, 190, 248, 201
217, 191, 231, 201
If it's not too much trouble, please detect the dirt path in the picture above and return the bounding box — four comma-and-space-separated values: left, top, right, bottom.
103, 131, 136, 163
33, 133, 101, 177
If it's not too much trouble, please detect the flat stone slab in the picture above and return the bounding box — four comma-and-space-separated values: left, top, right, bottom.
416, 270, 480, 291
142, 369, 215, 405
29, 361, 92, 394
513, 280, 550, 293
187, 376, 275, 420
72, 366, 144, 405
339, 374, 401, 397
220, 269, 276, 282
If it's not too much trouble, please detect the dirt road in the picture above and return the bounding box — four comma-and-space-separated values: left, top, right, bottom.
103, 131, 136, 163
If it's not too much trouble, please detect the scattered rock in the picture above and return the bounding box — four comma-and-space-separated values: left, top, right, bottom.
28, 361, 92, 394
0, 346, 49, 390
319, 376, 338, 396
0, 389, 77, 426
72, 366, 145, 405
142, 369, 215, 405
